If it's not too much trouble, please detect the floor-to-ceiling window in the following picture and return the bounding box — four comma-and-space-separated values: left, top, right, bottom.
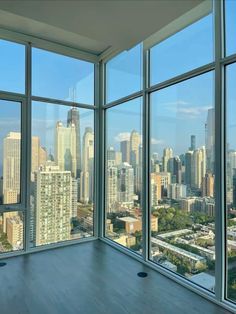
0, 39, 96, 252
30, 48, 95, 247
148, 9, 215, 291
0, 39, 25, 253
225, 0, 236, 303
102, 0, 236, 311
104, 44, 143, 253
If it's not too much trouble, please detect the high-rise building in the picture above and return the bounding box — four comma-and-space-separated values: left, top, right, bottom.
150, 173, 162, 206
192, 147, 206, 189
3, 132, 21, 204
190, 135, 196, 151
167, 183, 187, 200
31, 137, 47, 181
180, 198, 196, 212
32, 136, 40, 173
205, 108, 215, 173
228, 150, 236, 188
107, 146, 116, 161
55, 121, 77, 178
233, 169, 236, 208
3, 211, 18, 233
117, 162, 134, 204
115, 151, 122, 166
185, 151, 193, 187
202, 173, 214, 197
162, 148, 173, 172
120, 140, 130, 163
169, 156, 182, 184
130, 130, 141, 167
67, 108, 81, 178
71, 178, 78, 218
152, 153, 159, 162
6, 215, 23, 248
34, 165, 72, 246
135, 144, 143, 195
107, 166, 118, 212
107, 146, 116, 167
80, 127, 94, 204
39, 147, 47, 166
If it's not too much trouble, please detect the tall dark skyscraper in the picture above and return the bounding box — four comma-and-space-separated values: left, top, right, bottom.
67, 108, 81, 178
185, 151, 193, 186
233, 169, 236, 208
120, 140, 130, 163
190, 135, 196, 151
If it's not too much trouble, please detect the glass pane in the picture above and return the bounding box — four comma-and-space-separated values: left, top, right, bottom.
0, 39, 25, 94
0, 211, 24, 253
32, 48, 94, 105
106, 44, 142, 103
0, 100, 21, 205
105, 98, 143, 254
150, 14, 213, 86
31, 102, 94, 247
150, 72, 215, 291
225, 0, 236, 56
226, 63, 236, 302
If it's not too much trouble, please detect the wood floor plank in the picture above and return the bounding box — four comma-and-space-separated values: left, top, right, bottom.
0, 240, 232, 314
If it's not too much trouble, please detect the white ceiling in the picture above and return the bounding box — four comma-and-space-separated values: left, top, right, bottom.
0, 0, 205, 56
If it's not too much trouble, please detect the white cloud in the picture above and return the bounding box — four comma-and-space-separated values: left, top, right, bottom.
115, 132, 131, 142
176, 106, 211, 117
151, 138, 164, 145
164, 100, 189, 107
164, 100, 212, 119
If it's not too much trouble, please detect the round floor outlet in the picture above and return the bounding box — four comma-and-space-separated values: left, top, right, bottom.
0, 262, 7, 267
137, 272, 148, 278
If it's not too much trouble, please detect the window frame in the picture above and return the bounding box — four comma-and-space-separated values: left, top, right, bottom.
100, 1, 236, 312
0, 33, 99, 257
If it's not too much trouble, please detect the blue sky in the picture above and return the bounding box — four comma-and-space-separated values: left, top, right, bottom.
1, 9, 236, 177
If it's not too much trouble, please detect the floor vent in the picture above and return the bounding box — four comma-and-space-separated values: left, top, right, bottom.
137, 272, 148, 278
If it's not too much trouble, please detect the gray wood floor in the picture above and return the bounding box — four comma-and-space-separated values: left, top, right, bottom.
0, 240, 232, 314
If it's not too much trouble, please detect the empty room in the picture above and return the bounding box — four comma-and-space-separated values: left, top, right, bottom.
0, 0, 235, 313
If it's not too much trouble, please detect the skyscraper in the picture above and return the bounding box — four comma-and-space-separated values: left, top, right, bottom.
192, 147, 206, 189
190, 135, 196, 151
233, 169, 236, 208
67, 108, 81, 178
31, 137, 47, 181
205, 108, 215, 173
55, 121, 77, 177
167, 183, 187, 200
34, 165, 72, 246
107, 146, 116, 167
71, 178, 78, 218
32, 136, 40, 174
107, 166, 118, 212
120, 140, 130, 163
118, 162, 134, 204
185, 151, 193, 187
228, 150, 236, 188
169, 156, 182, 184
80, 127, 94, 204
162, 147, 173, 172
130, 130, 141, 166
3, 132, 21, 204
6, 215, 23, 248
150, 173, 162, 206
202, 173, 214, 197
